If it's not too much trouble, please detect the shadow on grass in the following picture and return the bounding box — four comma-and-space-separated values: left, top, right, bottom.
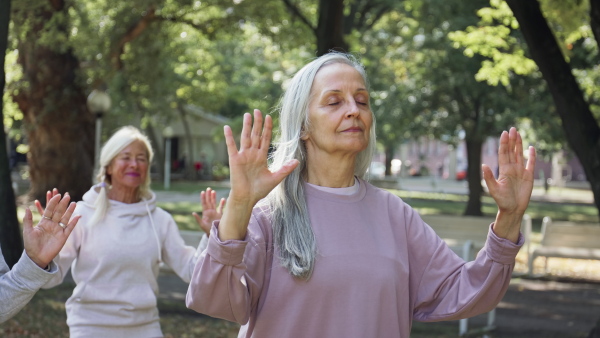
0, 281, 239, 338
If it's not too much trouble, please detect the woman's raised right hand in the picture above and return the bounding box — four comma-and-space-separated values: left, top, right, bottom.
217, 109, 298, 240
225, 109, 298, 207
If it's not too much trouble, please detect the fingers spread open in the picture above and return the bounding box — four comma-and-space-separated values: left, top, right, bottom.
260, 115, 273, 155
53, 194, 72, 223
508, 127, 517, 164
43, 194, 62, 220
515, 130, 524, 167
526, 146, 536, 173
224, 125, 239, 157
497, 130, 509, 167
218, 198, 226, 213
251, 109, 263, 149
59, 202, 77, 227
240, 113, 252, 149
63, 214, 81, 236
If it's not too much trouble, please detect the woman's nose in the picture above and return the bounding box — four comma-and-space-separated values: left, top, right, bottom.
346, 101, 360, 118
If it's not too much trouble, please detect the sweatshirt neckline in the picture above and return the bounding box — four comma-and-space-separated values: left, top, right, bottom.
303, 177, 367, 203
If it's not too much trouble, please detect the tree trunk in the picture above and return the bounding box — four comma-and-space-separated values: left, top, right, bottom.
590, 0, 600, 47
464, 138, 484, 216
384, 144, 394, 176
506, 0, 600, 219
0, 0, 22, 268
12, 4, 95, 203
144, 121, 164, 181
178, 105, 196, 180
316, 0, 348, 56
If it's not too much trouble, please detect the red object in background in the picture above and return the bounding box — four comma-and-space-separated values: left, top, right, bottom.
456, 170, 467, 181
194, 162, 203, 171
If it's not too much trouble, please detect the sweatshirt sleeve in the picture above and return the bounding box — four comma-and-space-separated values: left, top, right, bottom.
186, 212, 268, 325
160, 215, 200, 283
406, 207, 523, 322
0, 250, 57, 323
42, 217, 82, 289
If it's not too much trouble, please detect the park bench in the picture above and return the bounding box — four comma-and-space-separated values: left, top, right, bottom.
420, 213, 532, 337
528, 217, 600, 275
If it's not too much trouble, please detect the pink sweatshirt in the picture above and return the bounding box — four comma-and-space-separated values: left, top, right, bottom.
186, 179, 522, 337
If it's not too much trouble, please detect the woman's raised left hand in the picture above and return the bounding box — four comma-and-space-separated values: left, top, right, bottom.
24, 192, 81, 269
483, 127, 536, 243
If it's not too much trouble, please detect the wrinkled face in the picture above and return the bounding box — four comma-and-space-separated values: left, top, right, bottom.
302, 63, 372, 158
106, 140, 149, 191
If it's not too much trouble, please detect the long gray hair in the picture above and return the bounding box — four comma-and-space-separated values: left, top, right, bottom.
265, 52, 377, 279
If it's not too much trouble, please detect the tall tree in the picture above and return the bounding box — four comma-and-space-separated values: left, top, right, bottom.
504, 0, 600, 217
0, 0, 22, 268
405, 0, 535, 215
11, 0, 95, 203
283, 0, 395, 55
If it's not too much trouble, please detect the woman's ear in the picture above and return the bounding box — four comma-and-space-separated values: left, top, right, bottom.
300, 126, 309, 141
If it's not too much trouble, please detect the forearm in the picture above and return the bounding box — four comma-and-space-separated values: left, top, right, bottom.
0, 252, 54, 323
414, 227, 522, 321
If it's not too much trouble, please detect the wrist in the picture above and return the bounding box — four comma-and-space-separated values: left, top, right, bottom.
26, 252, 50, 270
493, 210, 523, 243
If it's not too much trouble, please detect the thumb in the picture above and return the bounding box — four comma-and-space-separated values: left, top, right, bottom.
22, 208, 34, 233
481, 164, 497, 195
271, 159, 300, 183
192, 212, 202, 224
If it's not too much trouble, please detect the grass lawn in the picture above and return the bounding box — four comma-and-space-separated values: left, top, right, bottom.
0, 281, 240, 338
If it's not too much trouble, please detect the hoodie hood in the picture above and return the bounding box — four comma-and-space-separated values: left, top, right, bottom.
81, 184, 157, 217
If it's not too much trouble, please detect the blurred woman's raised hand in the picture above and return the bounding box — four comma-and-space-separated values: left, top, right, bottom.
193, 187, 226, 236
225, 109, 299, 207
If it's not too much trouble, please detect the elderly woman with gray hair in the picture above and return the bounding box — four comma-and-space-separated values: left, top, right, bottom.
186, 52, 537, 337
42, 126, 211, 338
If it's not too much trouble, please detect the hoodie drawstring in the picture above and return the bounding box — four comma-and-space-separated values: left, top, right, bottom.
144, 200, 162, 264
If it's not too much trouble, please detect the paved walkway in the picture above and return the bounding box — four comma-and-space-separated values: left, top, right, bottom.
155, 176, 596, 205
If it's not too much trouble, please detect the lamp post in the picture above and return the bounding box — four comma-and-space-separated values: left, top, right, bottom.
163, 126, 174, 190
86, 89, 111, 177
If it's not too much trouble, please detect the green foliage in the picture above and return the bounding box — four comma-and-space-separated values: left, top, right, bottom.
447, 0, 599, 153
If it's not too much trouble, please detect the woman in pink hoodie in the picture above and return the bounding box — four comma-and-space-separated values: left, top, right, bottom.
186, 52, 536, 338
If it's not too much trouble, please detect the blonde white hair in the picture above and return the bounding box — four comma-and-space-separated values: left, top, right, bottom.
88, 126, 154, 226
265, 52, 376, 279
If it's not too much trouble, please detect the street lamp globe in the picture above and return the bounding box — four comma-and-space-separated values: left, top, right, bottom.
87, 89, 111, 117
86, 89, 111, 178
